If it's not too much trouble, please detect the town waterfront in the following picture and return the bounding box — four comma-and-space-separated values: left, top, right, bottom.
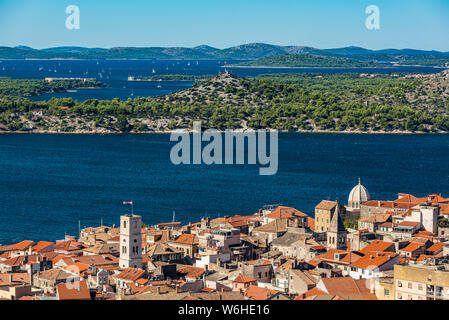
1, 132, 448, 243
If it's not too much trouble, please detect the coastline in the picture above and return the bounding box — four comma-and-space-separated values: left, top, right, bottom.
0, 128, 446, 135
224, 65, 448, 69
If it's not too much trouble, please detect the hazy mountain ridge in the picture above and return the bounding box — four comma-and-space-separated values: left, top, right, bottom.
0, 43, 448, 63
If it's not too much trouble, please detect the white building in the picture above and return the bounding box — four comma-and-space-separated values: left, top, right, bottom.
403, 205, 439, 233
349, 252, 399, 280
119, 214, 143, 269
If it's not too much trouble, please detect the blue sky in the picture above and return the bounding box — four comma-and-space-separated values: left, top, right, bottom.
0, 0, 448, 51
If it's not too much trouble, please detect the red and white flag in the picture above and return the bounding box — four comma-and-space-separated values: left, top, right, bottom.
122, 201, 133, 205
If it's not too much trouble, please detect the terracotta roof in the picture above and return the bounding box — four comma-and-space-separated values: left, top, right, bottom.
0, 255, 27, 267
359, 214, 390, 224
57, 280, 90, 300
380, 222, 393, 228
244, 259, 272, 266
360, 240, 395, 255
253, 219, 287, 233
400, 242, 425, 253
54, 241, 87, 252
36, 268, 73, 281
233, 274, 257, 283
264, 206, 308, 219
307, 217, 315, 230
9, 240, 35, 251
72, 254, 118, 266
31, 241, 54, 253
397, 221, 420, 227
116, 268, 146, 282
427, 242, 445, 253
136, 278, 149, 285
178, 266, 205, 279
294, 287, 328, 300
315, 200, 338, 211
350, 252, 397, 269
362, 200, 415, 210
174, 234, 198, 245
413, 230, 437, 240
244, 285, 278, 300
65, 262, 89, 273
320, 277, 375, 299
146, 243, 182, 256
417, 255, 433, 262
0, 273, 30, 285
316, 249, 362, 265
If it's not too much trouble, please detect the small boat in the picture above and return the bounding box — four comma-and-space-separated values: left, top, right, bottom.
157, 84, 162, 88
152, 69, 156, 73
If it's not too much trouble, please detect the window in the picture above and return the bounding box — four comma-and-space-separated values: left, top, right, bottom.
398, 281, 402, 287
384, 289, 389, 296
124, 221, 126, 228
258, 272, 262, 279
418, 284, 423, 291
408, 282, 412, 289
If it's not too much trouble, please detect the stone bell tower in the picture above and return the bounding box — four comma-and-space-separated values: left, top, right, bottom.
327, 205, 348, 250
119, 214, 142, 269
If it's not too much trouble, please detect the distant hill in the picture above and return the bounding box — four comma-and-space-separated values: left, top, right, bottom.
0, 43, 448, 65
230, 53, 382, 68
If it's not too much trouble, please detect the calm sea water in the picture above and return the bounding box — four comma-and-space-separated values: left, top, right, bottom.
0, 133, 449, 244
0, 59, 445, 101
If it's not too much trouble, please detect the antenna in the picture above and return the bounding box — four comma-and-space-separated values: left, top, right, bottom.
78, 220, 81, 238
101, 218, 103, 226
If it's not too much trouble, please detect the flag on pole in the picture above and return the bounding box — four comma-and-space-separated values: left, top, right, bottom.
122, 201, 133, 205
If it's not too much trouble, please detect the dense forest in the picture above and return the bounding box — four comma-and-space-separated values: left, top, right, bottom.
0, 71, 448, 133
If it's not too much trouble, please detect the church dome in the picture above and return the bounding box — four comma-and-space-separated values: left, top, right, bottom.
348, 179, 370, 209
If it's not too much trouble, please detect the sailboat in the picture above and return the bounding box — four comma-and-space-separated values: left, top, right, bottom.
152, 69, 156, 73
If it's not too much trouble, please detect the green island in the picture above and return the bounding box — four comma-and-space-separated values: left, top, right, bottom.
0, 70, 448, 133
0, 78, 105, 97
136, 74, 215, 82
230, 53, 383, 68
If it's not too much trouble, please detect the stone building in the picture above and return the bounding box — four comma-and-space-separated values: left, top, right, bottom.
326, 205, 348, 250
119, 214, 143, 269
314, 200, 346, 233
